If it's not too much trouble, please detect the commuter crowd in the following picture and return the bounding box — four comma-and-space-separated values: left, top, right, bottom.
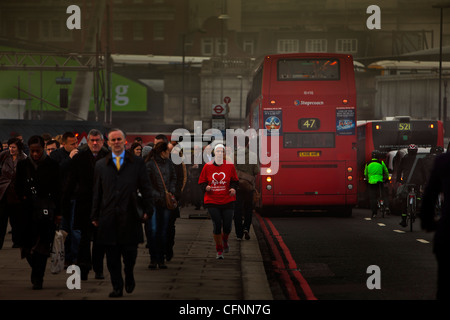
0, 129, 259, 298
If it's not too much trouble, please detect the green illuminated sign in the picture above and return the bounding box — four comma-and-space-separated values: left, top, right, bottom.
0, 46, 147, 112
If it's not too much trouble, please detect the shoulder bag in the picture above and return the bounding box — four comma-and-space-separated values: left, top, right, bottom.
153, 159, 178, 210
237, 169, 255, 192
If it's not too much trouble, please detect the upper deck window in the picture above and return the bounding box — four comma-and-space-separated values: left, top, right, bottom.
278, 59, 340, 81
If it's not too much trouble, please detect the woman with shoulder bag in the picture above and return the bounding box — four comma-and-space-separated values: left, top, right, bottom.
0, 138, 27, 249
145, 141, 177, 269
15, 135, 61, 290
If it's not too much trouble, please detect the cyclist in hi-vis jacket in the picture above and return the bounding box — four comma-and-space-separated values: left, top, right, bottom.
364, 150, 390, 218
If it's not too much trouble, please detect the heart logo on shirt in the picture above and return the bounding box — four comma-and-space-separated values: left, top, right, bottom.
212, 172, 226, 183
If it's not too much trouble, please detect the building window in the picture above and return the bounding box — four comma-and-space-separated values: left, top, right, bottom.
336, 39, 357, 53
277, 39, 299, 53
51, 20, 62, 38
243, 39, 254, 55
215, 38, 228, 56
41, 21, 50, 38
39, 19, 70, 41
113, 22, 123, 40
153, 21, 164, 40
202, 38, 214, 56
16, 21, 28, 39
133, 21, 144, 40
306, 39, 327, 52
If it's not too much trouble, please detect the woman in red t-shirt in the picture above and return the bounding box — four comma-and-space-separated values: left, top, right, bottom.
198, 144, 239, 259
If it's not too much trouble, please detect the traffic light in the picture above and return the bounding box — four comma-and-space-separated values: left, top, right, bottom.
60, 88, 68, 108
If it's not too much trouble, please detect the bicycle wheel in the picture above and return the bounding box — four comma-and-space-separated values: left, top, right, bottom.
409, 204, 416, 232
406, 203, 413, 231
380, 203, 385, 218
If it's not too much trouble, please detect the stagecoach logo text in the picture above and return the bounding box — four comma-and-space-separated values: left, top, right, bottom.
297, 101, 324, 106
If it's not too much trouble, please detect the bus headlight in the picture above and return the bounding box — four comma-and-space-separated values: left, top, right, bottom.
347, 175, 353, 181
266, 176, 272, 183
266, 168, 272, 174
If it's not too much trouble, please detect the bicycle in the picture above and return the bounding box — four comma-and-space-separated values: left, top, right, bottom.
406, 185, 418, 232
376, 182, 387, 218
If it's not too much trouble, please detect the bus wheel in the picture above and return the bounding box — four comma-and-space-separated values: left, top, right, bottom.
259, 207, 272, 217
337, 206, 353, 217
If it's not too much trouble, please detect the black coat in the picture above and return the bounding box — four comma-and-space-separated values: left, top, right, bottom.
15, 156, 61, 255
63, 147, 109, 230
49, 147, 72, 175
420, 153, 450, 253
145, 154, 177, 207
91, 151, 153, 245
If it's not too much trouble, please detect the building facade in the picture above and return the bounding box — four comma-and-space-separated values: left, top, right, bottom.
0, 0, 449, 132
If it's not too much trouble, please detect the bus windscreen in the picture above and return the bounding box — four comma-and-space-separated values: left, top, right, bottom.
278, 59, 340, 81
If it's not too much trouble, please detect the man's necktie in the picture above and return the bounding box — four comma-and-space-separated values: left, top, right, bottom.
116, 156, 121, 170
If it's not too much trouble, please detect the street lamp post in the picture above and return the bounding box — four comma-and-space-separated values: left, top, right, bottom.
237, 75, 243, 128
218, 13, 230, 106
432, 3, 450, 122
181, 29, 206, 128
182, 33, 186, 129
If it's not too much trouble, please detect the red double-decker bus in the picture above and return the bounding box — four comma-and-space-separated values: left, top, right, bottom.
247, 53, 357, 216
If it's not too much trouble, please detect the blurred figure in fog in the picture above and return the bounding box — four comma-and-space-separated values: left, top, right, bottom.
420, 149, 450, 300
417, 146, 444, 186
234, 137, 259, 240
0, 138, 27, 249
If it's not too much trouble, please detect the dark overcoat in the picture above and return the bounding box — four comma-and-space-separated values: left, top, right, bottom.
0, 150, 27, 202
14, 156, 61, 255
91, 151, 153, 245
63, 147, 109, 230
145, 154, 177, 207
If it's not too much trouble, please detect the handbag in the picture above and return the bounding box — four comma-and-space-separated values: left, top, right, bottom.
237, 170, 255, 192
50, 229, 66, 274
253, 189, 261, 205
134, 190, 145, 220
153, 159, 178, 210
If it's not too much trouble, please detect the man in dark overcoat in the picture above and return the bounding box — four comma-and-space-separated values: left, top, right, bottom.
50, 131, 80, 266
63, 129, 109, 280
420, 151, 450, 300
91, 128, 153, 298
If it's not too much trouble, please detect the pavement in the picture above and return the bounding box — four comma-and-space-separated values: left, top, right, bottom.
0, 205, 273, 301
